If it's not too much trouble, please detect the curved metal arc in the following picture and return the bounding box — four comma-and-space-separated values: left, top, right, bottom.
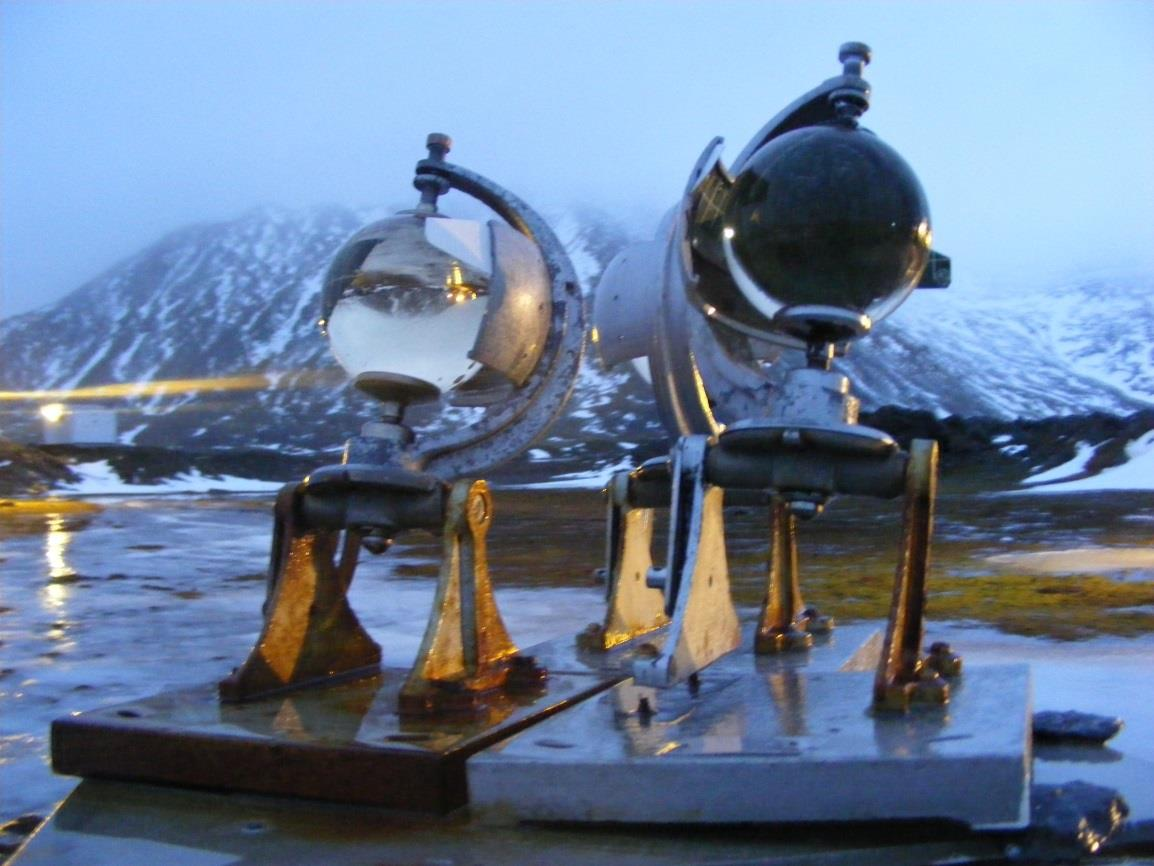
647, 198, 722, 437
683, 136, 727, 198
409, 160, 585, 480
729, 74, 863, 174
646, 143, 776, 438
416, 160, 578, 287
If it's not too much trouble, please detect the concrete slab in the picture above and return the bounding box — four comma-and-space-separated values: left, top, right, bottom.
469, 665, 1032, 828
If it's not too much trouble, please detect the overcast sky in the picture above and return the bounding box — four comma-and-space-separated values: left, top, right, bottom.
2, 0, 1152, 319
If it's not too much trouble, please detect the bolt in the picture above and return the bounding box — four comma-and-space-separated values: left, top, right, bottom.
838, 42, 872, 76
926, 642, 963, 678
425, 133, 452, 162
645, 567, 668, 590
362, 536, 392, 556
635, 642, 660, 659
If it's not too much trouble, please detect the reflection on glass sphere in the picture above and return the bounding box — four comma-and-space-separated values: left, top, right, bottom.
723, 123, 930, 331
322, 215, 493, 393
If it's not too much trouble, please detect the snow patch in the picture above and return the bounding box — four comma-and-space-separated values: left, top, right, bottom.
510, 458, 634, 490
1015, 431, 1154, 493
117, 424, 148, 445
59, 461, 283, 495
1024, 442, 1098, 484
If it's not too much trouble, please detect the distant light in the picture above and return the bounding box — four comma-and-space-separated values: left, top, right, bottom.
40, 403, 67, 424
722, 226, 736, 240
590, 326, 600, 344
1, 373, 307, 403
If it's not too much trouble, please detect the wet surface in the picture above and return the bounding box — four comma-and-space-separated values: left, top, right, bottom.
1, 489, 1152, 828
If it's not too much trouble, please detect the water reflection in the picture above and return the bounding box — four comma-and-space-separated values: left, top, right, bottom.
41, 514, 76, 612
45, 515, 75, 579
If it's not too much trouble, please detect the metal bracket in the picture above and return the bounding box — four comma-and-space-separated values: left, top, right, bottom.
399, 480, 545, 714
219, 484, 382, 702
755, 498, 817, 653
634, 437, 741, 687
586, 471, 669, 651
873, 439, 953, 711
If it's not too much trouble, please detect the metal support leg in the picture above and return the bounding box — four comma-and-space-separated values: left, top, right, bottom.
584, 471, 669, 651
634, 437, 741, 687
399, 480, 545, 714
220, 484, 382, 702
873, 439, 950, 711
755, 498, 814, 653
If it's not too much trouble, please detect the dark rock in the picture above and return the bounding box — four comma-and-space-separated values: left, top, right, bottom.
1024, 781, 1129, 859
1034, 710, 1124, 743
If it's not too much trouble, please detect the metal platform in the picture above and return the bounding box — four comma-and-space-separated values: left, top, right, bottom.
41, 621, 1031, 857
470, 665, 1031, 827
50, 633, 667, 815
6, 622, 1056, 865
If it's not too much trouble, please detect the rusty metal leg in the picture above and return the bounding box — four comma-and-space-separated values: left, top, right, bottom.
755, 499, 814, 653
220, 483, 382, 702
584, 471, 669, 651
400, 480, 543, 714
873, 439, 949, 711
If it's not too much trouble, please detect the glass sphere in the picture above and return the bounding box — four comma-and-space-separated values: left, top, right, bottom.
723, 123, 931, 330
321, 215, 494, 394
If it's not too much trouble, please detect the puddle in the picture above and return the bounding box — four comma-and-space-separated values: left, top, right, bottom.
986, 548, 1154, 581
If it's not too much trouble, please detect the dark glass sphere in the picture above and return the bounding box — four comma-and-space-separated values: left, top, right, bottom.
725, 123, 931, 324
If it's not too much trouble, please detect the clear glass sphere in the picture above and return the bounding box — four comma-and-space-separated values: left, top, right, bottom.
321, 215, 493, 393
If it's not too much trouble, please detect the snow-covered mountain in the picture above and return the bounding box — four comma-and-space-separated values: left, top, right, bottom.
1, 206, 1151, 474
844, 268, 1154, 418
0, 205, 654, 458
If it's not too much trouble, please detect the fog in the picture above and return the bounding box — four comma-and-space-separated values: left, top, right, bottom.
2, 0, 1153, 319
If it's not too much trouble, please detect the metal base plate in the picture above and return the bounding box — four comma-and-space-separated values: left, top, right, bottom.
50, 637, 652, 815
469, 656, 1032, 828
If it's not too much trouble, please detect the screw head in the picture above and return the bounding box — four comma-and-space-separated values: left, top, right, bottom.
839, 42, 872, 65
426, 132, 452, 152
